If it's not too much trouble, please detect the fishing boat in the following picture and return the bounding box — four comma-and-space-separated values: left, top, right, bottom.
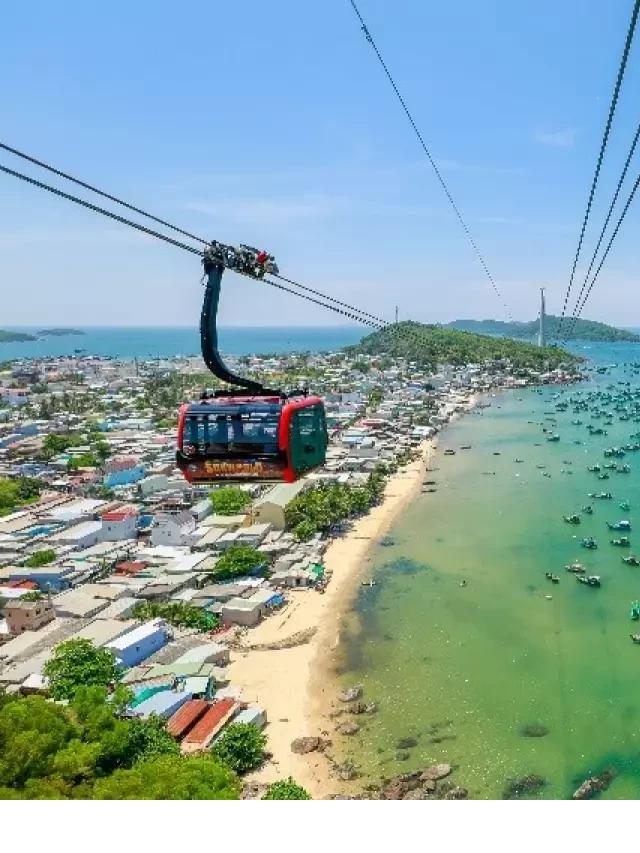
572, 420, 583, 426
577, 575, 601, 587
443, 449, 456, 456
631, 634, 640, 644
545, 572, 560, 584
587, 465, 601, 472
597, 473, 610, 480
589, 492, 613, 500
580, 538, 598, 549
547, 434, 560, 442
581, 506, 594, 515
630, 601, 640, 620
607, 520, 631, 531
565, 562, 586, 573
460, 445, 472, 450
622, 555, 640, 566
563, 515, 581, 525
603, 462, 616, 469
611, 537, 631, 547
617, 465, 631, 473
620, 501, 631, 511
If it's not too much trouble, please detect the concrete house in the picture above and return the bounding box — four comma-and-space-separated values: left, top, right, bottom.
5, 597, 55, 634
49, 520, 103, 550
105, 618, 171, 668
101, 506, 138, 541
251, 481, 307, 530
103, 456, 146, 488
151, 511, 198, 547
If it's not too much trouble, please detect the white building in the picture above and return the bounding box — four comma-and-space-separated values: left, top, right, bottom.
151, 511, 198, 547
101, 507, 138, 541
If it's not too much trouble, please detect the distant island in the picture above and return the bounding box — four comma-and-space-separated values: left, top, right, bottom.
37, 328, 86, 337
444, 316, 640, 343
351, 320, 579, 370
0, 330, 37, 343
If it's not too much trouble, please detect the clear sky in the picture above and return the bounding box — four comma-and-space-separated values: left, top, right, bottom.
1, 0, 640, 327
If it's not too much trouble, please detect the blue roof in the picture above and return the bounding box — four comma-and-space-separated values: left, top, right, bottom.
131, 690, 192, 718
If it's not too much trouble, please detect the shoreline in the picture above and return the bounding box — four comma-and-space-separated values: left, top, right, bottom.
228, 440, 435, 797
230, 394, 479, 798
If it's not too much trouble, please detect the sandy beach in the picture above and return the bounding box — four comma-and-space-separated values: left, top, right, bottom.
228, 440, 436, 797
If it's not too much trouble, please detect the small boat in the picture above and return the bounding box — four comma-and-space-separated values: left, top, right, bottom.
563, 515, 581, 525
515, 459, 524, 463
611, 537, 631, 547
631, 634, 640, 644
597, 473, 610, 480
617, 465, 631, 473
443, 449, 456, 456
362, 580, 377, 587
607, 520, 631, 531
565, 562, 586, 573
581, 506, 594, 515
630, 601, 640, 620
622, 555, 640, 566
587, 465, 601, 472
580, 538, 598, 550
603, 463, 616, 469
589, 492, 613, 500
545, 572, 560, 584
577, 575, 601, 587
460, 445, 472, 450
572, 420, 583, 425
547, 434, 560, 442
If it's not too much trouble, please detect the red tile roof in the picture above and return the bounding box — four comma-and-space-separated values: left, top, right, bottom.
167, 699, 209, 739
102, 505, 138, 522
115, 560, 147, 575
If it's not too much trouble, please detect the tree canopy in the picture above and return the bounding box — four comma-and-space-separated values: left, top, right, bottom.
212, 545, 267, 580
0, 687, 238, 799
43, 639, 118, 701
132, 600, 219, 632
0, 476, 42, 517
209, 486, 249, 516
25, 549, 56, 568
210, 723, 267, 775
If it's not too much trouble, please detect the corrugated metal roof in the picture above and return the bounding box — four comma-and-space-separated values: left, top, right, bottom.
131, 689, 192, 718
182, 698, 237, 747
106, 618, 165, 651
167, 698, 209, 738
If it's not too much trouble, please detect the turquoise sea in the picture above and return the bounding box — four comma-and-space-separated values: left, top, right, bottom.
0, 326, 366, 361
339, 340, 640, 800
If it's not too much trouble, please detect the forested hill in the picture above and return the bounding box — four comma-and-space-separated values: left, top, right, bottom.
445, 316, 640, 342
0, 330, 36, 342
351, 321, 579, 370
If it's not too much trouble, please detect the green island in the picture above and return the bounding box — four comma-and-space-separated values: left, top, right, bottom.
37, 328, 86, 337
445, 316, 640, 343
352, 320, 580, 369
0, 330, 37, 343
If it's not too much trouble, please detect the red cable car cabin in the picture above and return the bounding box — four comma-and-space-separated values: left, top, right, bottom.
176, 396, 328, 483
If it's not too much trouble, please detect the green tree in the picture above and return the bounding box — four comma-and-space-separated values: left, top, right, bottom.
262, 778, 312, 799
93, 755, 241, 800
132, 600, 218, 632
210, 723, 266, 774
209, 486, 249, 515
213, 545, 267, 581
25, 549, 56, 568
44, 639, 118, 701
124, 715, 180, 765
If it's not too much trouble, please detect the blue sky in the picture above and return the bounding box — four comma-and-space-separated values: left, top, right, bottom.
1, 0, 640, 327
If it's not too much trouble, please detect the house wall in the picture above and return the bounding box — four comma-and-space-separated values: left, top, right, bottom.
110, 627, 168, 668
102, 516, 137, 541
6, 602, 54, 634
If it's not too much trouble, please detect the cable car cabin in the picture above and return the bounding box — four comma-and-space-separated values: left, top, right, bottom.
176, 396, 328, 483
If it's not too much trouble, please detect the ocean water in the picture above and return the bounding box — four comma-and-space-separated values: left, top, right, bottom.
339, 341, 640, 799
0, 326, 366, 361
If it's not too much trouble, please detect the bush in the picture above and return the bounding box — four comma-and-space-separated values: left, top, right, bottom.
43, 639, 118, 701
262, 778, 312, 799
213, 545, 267, 581
209, 486, 249, 516
25, 549, 56, 568
210, 723, 266, 774
132, 601, 219, 632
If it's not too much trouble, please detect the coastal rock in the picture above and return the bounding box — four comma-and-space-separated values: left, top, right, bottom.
421, 763, 452, 781
291, 736, 329, 754
337, 722, 360, 736
396, 751, 410, 761
422, 779, 437, 793
339, 685, 363, 703
346, 701, 368, 715
334, 761, 359, 781
573, 770, 615, 800
403, 788, 426, 800
503, 774, 546, 800
363, 702, 378, 714
520, 723, 549, 738
396, 736, 418, 750
380, 780, 409, 800
445, 786, 469, 800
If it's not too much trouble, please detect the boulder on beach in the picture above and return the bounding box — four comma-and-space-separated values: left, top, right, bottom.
337, 722, 360, 736
290, 736, 330, 754
421, 763, 452, 781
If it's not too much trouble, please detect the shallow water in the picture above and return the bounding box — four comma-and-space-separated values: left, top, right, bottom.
341, 352, 640, 799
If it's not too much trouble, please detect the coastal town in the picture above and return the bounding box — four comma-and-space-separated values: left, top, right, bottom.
0, 345, 580, 798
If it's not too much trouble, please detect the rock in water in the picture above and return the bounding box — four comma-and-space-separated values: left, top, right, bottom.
337, 722, 360, 736
396, 736, 418, 750
396, 750, 410, 762
421, 763, 452, 781
520, 723, 550, 738
573, 770, 615, 800
445, 786, 468, 800
503, 774, 546, 800
339, 685, 363, 703
334, 761, 358, 781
